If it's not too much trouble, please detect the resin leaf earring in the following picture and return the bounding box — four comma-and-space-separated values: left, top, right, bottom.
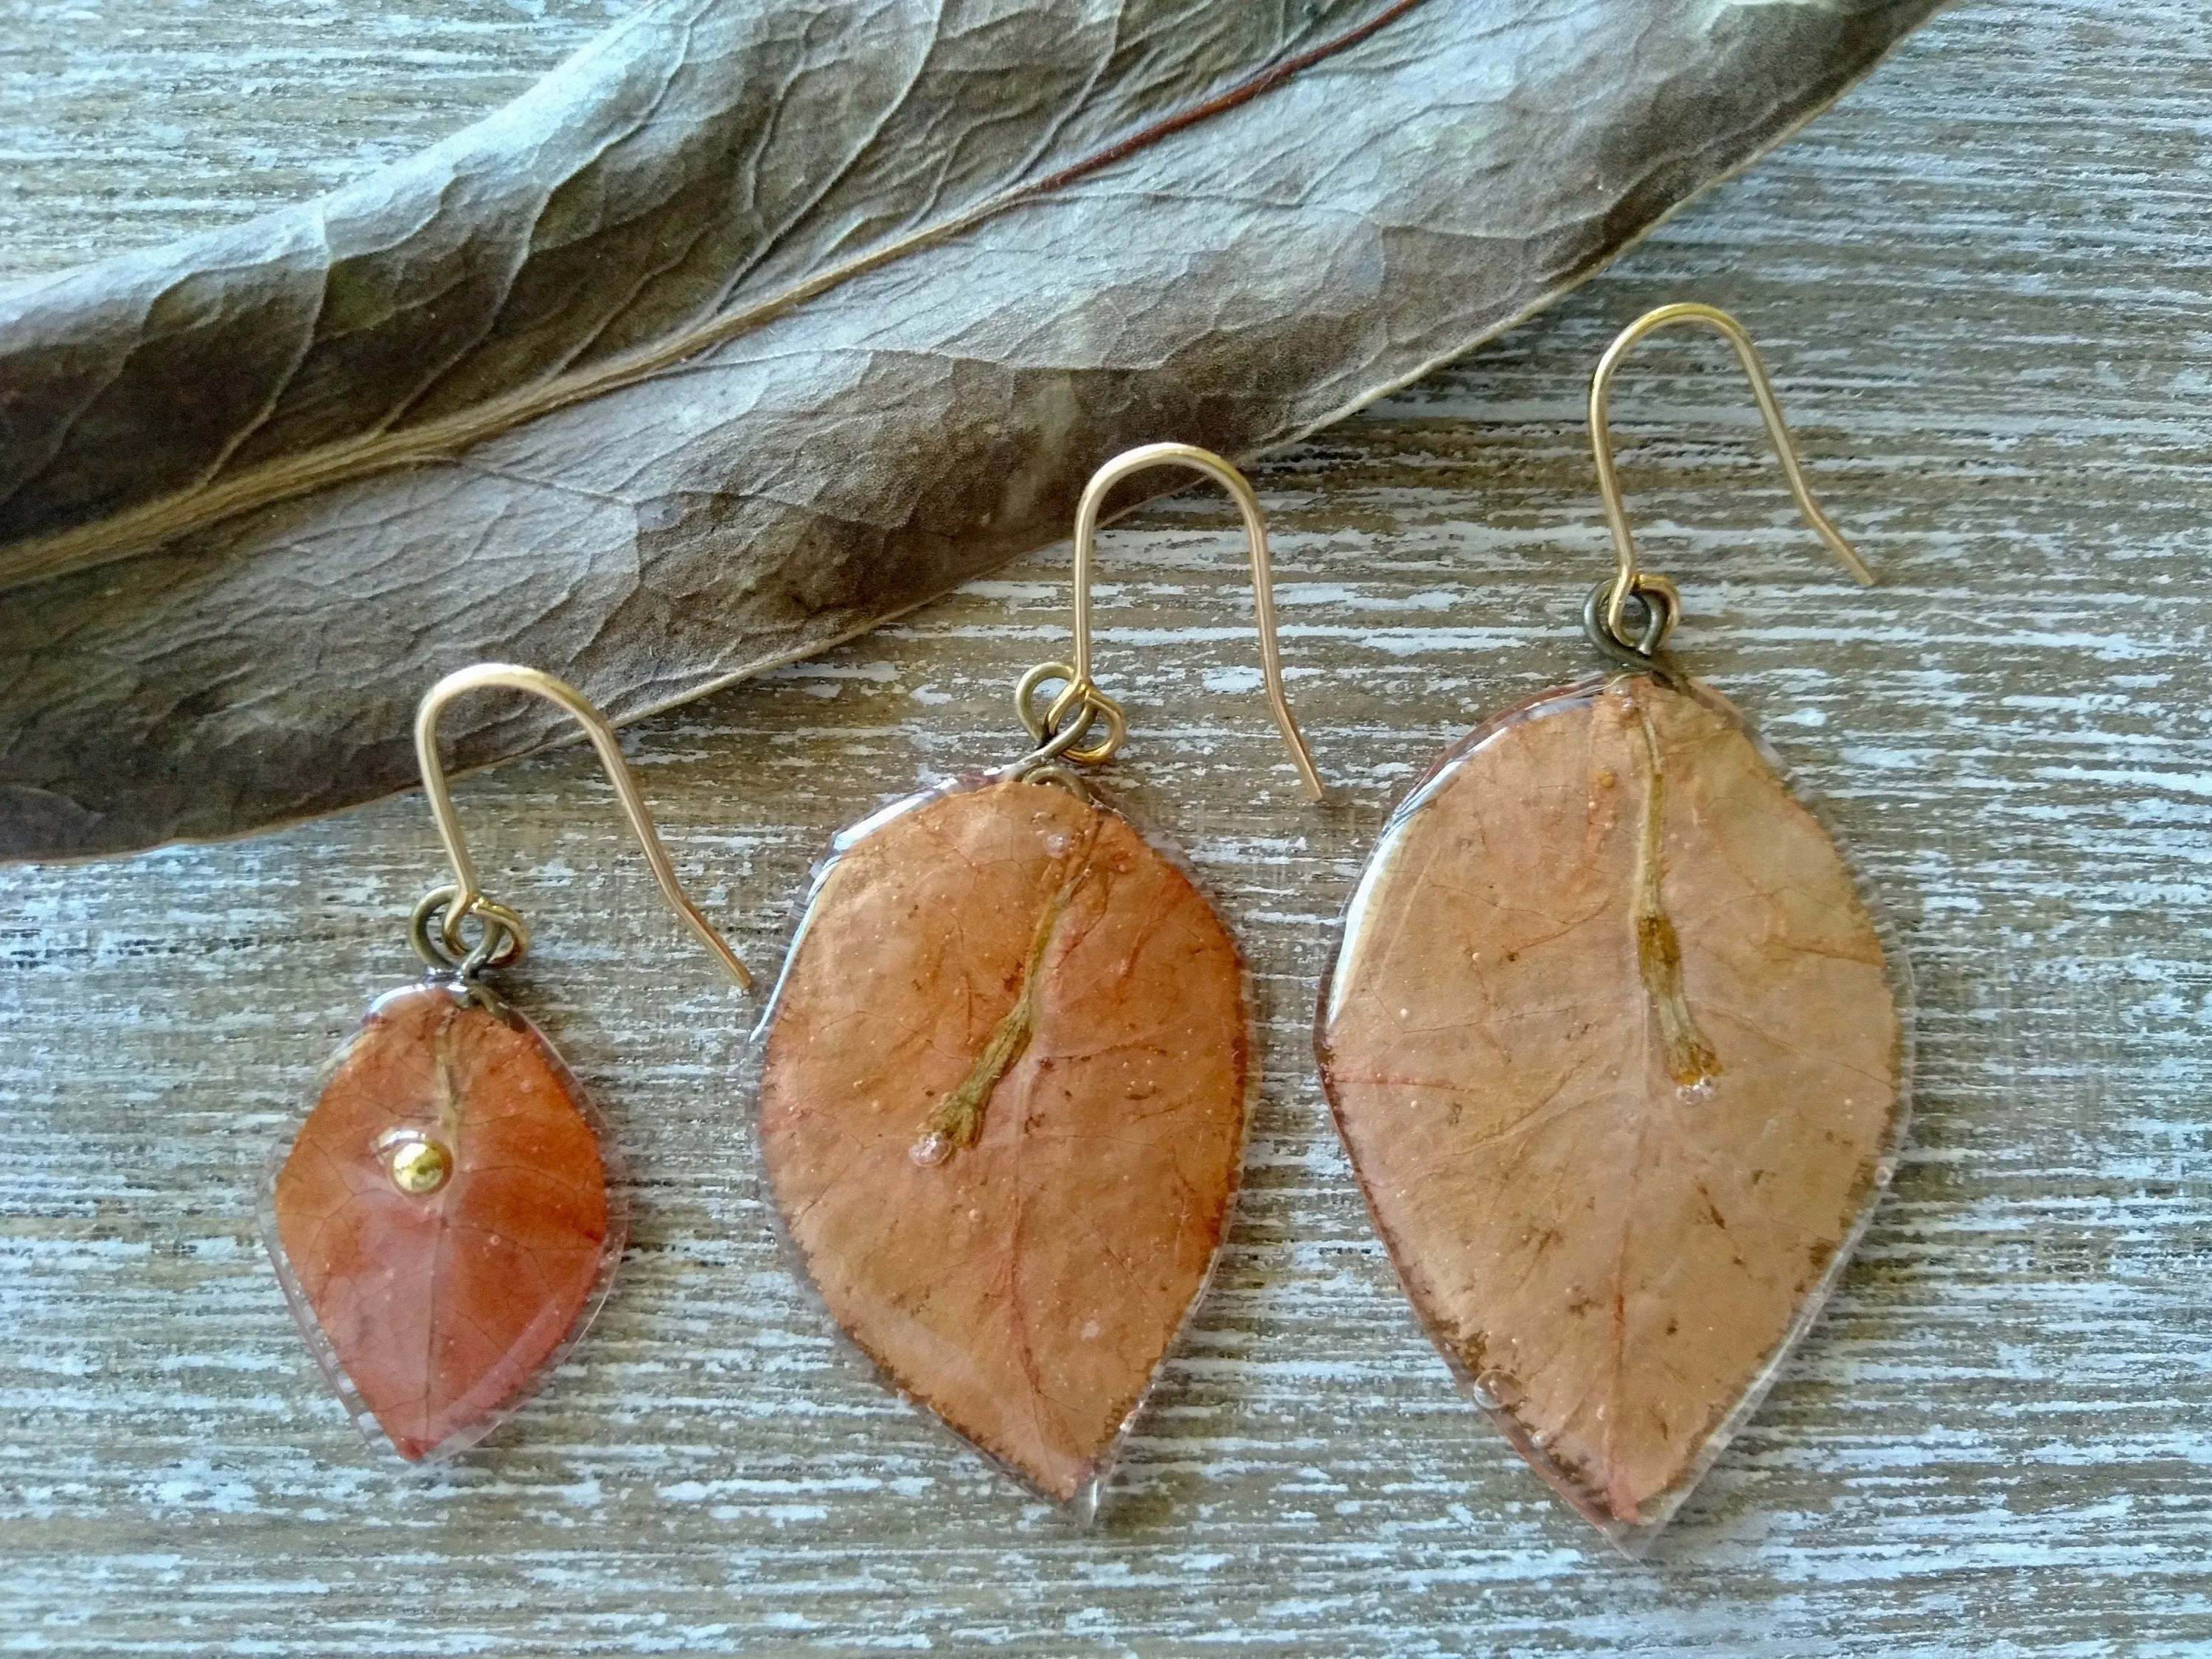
262, 664, 751, 1463
757, 442, 1324, 1514
1317, 305, 1910, 1554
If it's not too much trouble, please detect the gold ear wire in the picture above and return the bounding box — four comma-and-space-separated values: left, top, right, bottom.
1590, 302, 1875, 650
411, 663, 752, 990
1013, 442, 1325, 801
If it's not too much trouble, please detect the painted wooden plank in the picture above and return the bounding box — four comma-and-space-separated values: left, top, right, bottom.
1, 1, 2208, 1652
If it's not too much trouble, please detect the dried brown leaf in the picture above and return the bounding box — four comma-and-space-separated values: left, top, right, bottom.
0, 0, 1943, 858
267, 983, 616, 1461
1318, 675, 1906, 1551
759, 779, 1248, 1504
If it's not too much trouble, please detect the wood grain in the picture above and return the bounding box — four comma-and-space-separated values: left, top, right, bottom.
3, 1, 2208, 1652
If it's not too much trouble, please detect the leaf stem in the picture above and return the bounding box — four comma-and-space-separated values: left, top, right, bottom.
1629, 690, 1721, 1090
920, 821, 1096, 1153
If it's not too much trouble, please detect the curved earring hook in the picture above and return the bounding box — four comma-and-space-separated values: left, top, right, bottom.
414, 663, 752, 990
1017, 442, 1324, 801
1591, 302, 1875, 646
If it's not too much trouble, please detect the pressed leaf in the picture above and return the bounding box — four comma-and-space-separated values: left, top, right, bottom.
1317, 675, 1907, 1553
759, 778, 1248, 1506
265, 982, 616, 1461
0, 0, 1941, 859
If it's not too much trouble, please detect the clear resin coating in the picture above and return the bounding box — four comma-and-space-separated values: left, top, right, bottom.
1318, 673, 1910, 1554
758, 775, 1251, 1512
262, 981, 621, 1462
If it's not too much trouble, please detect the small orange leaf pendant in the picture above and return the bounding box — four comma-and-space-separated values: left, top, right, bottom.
1318, 673, 1908, 1553
262, 981, 619, 1462
759, 776, 1251, 1512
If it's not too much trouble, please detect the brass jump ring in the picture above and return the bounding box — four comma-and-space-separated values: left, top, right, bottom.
1015, 661, 1088, 748
1006, 759, 1093, 799
1014, 661, 1127, 768
1582, 576, 1677, 670
410, 884, 529, 974
1043, 677, 1126, 766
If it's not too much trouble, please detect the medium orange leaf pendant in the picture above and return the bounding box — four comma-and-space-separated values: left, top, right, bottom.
759, 776, 1251, 1512
1318, 673, 1908, 1553
262, 982, 619, 1461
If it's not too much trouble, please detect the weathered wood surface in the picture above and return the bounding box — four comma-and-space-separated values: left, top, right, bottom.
2, 1, 2208, 1652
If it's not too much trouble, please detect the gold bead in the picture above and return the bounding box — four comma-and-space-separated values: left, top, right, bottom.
383, 1134, 451, 1195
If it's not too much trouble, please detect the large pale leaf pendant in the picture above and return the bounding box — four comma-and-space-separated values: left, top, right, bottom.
759, 776, 1251, 1513
1317, 672, 1909, 1554
262, 982, 621, 1462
